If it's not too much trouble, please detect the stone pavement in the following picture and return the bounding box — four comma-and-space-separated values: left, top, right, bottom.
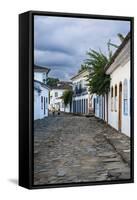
34, 113, 131, 185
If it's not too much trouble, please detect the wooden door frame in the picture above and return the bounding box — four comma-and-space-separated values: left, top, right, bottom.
118, 82, 122, 131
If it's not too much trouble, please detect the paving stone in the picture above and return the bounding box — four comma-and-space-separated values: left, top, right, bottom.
57, 169, 66, 177
34, 113, 130, 185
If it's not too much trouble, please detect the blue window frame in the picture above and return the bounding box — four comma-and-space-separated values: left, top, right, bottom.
123, 79, 128, 115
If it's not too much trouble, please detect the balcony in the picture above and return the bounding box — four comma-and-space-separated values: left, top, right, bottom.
73, 87, 87, 96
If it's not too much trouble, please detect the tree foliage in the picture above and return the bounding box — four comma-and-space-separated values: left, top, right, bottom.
85, 49, 111, 95
78, 64, 90, 73
107, 33, 125, 53
117, 33, 125, 42
62, 90, 73, 109
47, 77, 59, 87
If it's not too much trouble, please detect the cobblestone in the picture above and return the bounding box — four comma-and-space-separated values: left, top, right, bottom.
34, 113, 130, 185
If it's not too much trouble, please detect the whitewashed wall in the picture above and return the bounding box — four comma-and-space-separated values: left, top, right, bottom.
34, 85, 49, 120
34, 72, 47, 83
34, 72, 43, 82
108, 60, 130, 136
34, 89, 41, 120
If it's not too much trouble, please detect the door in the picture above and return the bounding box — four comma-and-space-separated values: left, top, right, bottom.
93, 98, 95, 113
86, 99, 88, 114
44, 97, 45, 115
83, 99, 85, 113
99, 96, 102, 118
118, 83, 122, 131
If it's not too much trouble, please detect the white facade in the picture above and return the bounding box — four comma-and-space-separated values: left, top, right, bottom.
34, 81, 49, 120
49, 88, 70, 113
106, 37, 130, 136
34, 72, 48, 84
108, 56, 130, 136
71, 69, 93, 114
34, 65, 50, 120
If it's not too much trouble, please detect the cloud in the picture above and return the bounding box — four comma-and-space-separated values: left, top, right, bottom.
34, 50, 76, 67
34, 15, 130, 80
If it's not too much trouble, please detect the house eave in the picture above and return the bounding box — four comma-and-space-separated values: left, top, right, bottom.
105, 32, 130, 73
34, 80, 50, 90
34, 64, 51, 74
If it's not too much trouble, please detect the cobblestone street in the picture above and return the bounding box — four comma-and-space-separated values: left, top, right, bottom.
34, 113, 130, 185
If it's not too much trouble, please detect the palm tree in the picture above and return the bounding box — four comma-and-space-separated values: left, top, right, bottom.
117, 33, 125, 42
85, 33, 124, 121
78, 64, 89, 73
86, 49, 111, 95
107, 33, 125, 51
62, 90, 73, 112
85, 49, 111, 122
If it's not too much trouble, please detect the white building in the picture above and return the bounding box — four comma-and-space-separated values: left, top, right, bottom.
93, 95, 105, 120
49, 82, 72, 113
94, 33, 130, 137
71, 69, 93, 114
34, 65, 50, 120
106, 33, 130, 136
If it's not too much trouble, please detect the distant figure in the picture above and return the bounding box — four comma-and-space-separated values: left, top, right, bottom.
52, 107, 55, 116
58, 108, 60, 115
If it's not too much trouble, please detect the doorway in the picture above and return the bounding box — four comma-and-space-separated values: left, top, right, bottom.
44, 97, 45, 115
118, 82, 122, 131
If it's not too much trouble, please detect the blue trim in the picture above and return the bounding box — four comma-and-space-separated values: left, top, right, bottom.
123, 79, 128, 116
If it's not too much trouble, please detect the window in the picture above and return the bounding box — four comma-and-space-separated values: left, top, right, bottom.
79, 82, 82, 92
73, 84, 76, 91
43, 73, 46, 83
123, 79, 128, 115
41, 96, 43, 109
46, 97, 48, 103
111, 86, 113, 111
44, 97, 45, 115
55, 92, 58, 97
114, 85, 117, 111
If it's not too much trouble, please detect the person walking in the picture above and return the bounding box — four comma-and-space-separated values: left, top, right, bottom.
57, 108, 60, 115
52, 107, 55, 116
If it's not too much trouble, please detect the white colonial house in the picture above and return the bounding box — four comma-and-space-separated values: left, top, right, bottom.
106, 33, 130, 136
93, 32, 130, 137
71, 69, 93, 114
34, 65, 50, 120
49, 82, 72, 113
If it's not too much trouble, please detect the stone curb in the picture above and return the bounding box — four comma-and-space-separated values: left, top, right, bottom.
103, 134, 130, 166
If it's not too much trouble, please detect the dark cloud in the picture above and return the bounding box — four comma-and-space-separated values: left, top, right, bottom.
34, 50, 76, 67
34, 16, 130, 81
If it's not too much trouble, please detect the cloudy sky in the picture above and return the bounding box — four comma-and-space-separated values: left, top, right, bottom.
34, 15, 130, 81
